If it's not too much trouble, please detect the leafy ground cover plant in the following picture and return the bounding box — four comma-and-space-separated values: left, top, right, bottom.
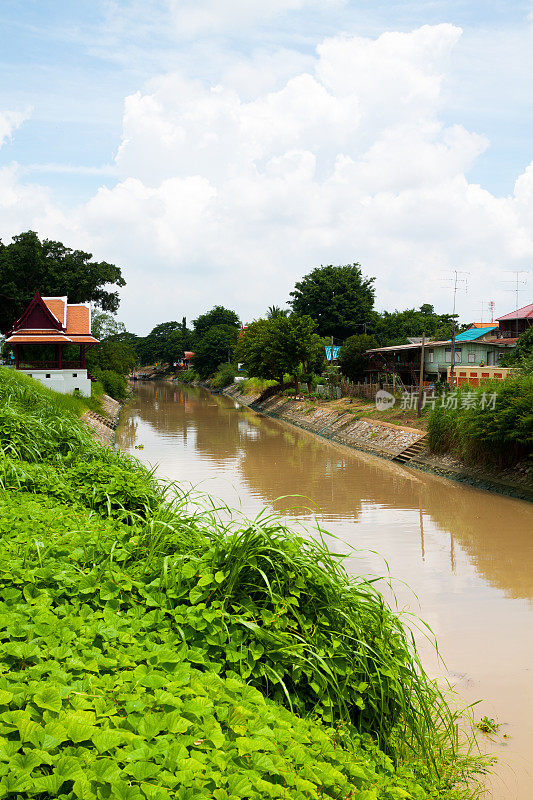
0, 368, 487, 798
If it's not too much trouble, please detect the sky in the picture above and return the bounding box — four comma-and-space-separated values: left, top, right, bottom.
1, 0, 533, 334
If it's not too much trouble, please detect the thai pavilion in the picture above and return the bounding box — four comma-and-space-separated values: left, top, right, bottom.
5, 291, 99, 397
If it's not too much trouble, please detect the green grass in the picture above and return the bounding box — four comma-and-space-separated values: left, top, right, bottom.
238, 377, 278, 394
0, 367, 488, 798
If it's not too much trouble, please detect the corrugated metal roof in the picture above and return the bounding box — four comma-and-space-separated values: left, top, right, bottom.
497, 302, 533, 321
366, 340, 450, 353
454, 326, 497, 342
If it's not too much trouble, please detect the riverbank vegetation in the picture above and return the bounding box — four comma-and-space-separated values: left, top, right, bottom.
0, 367, 486, 798
427, 374, 533, 469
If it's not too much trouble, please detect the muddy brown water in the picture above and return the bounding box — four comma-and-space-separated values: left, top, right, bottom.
117, 381, 533, 798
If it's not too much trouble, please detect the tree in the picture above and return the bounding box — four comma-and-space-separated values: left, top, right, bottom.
92, 312, 126, 340
338, 334, 378, 382
0, 231, 125, 332
237, 314, 321, 390
192, 306, 240, 341
370, 305, 459, 346
192, 325, 239, 379
266, 305, 289, 319
289, 264, 375, 340
138, 321, 192, 365
86, 337, 137, 377
86, 314, 137, 377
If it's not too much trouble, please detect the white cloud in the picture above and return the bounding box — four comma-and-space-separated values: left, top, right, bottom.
167, 0, 345, 37
0, 109, 29, 148
1, 24, 533, 332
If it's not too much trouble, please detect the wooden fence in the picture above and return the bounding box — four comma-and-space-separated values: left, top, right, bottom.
339, 380, 417, 399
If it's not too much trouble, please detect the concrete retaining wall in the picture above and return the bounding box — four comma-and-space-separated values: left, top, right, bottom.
224, 385, 424, 459
83, 394, 122, 446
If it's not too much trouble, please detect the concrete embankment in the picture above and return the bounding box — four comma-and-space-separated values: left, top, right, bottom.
224, 384, 533, 501
83, 394, 122, 446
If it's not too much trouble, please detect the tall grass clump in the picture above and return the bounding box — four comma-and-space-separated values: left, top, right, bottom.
0, 367, 487, 797
239, 376, 278, 394
210, 362, 237, 388
427, 376, 533, 467
177, 367, 199, 384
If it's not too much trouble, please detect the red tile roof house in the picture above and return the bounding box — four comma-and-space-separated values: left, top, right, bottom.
5, 291, 99, 397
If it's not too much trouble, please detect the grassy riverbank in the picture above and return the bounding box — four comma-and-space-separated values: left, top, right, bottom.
0, 368, 486, 798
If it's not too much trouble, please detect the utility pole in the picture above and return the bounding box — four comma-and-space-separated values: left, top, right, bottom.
417, 332, 425, 417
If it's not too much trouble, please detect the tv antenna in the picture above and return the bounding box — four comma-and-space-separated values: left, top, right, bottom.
475, 300, 496, 324
441, 270, 469, 385
501, 270, 529, 339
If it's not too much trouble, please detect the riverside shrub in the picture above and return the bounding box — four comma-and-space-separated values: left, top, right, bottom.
427, 376, 533, 466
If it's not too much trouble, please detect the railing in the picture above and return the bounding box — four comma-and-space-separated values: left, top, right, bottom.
340, 380, 419, 399
19, 361, 84, 369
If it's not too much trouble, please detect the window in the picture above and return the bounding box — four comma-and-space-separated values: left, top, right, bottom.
427, 349, 434, 363
468, 352, 476, 363
447, 348, 462, 363
72, 373, 77, 377
46, 373, 51, 378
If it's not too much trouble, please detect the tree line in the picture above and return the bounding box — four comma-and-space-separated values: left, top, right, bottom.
0, 230, 503, 395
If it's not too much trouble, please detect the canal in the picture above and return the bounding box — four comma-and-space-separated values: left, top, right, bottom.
117, 381, 533, 799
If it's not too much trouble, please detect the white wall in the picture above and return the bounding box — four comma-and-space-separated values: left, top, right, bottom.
19, 369, 92, 398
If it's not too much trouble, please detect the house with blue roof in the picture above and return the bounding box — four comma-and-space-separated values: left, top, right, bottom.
365, 321, 517, 386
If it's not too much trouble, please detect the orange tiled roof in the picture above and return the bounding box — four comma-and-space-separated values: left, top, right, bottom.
68, 335, 99, 344
66, 304, 91, 335
8, 293, 98, 344
7, 334, 72, 344
42, 297, 67, 326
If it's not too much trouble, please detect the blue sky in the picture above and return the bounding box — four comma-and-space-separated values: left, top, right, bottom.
2, 0, 532, 200
1, 1, 532, 330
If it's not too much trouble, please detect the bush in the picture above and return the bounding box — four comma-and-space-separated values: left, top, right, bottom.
93, 368, 128, 401
177, 368, 199, 384
427, 376, 533, 465
211, 362, 237, 388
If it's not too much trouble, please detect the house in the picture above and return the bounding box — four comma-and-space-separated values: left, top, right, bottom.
495, 302, 533, 340
365, 313, 521, 387
5, 291, 99, 397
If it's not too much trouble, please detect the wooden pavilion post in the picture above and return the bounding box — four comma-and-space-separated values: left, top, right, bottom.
15, 345, 19, 369
80, 345, 86, 369
56, 344, 62, 369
